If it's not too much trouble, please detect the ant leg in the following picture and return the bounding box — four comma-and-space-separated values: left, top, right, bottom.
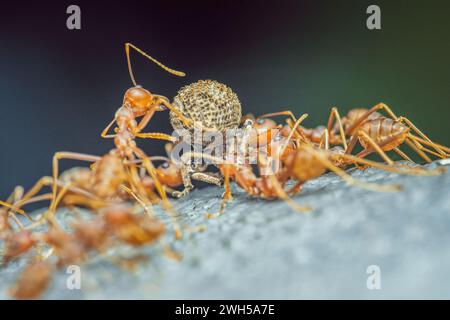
342, 135, 371, 171
0, 201, 27, 227
318, 128, 330, 150
353, 131, 437, 166
58, 194, 109, 210
101, 118, 117, 138
135, 132, 177, 143
135, 109, 156, 133
256, 154, 311, 212
125, 163, 157, 205
344, 132, 362, 154
405, 139, 432, 163
257, 110, 311, 142
362, 103, 447, 157
0, 187, 25, 223
0, 187, 19, 208
128, 159, 162, 204
221, 167, 233, 208
393, 148, 413, 162
338, 133, 443, 174
124, 42, 185, 87
15, 176, 100, 213
1, 185, 52, 224
345, 103, 390, 135
134, 104, 173, 135
397, 116, 447, 157
285, 118, 303, 141
256, 110, 297, 122
406, 136, 443, 158
52, 152, 101, 213
134, 107, 178, 143
119, 185, 153, 216
47, 183, 72, 223
157, 99, 194, 128
287, 181, 303, 195
132, 147, 170, 204
25, 185, 71, 230
1, 193, 56, 230
409, 136, 450, 154
326, 107, 347, 150
268, 174, 312, 212
304, 146, 401, 192
18, 194, 52, 207
13, 176, 54, 210
278, 113, 309, 157
15, 194, 55, 222
372, 103, 398, 119
133, 149, 167, 201
132, 147, 182, 239
356, 132, 395, 165
336, 153, 445, 176
9, 186, 24, 203
0, 194, 25, 230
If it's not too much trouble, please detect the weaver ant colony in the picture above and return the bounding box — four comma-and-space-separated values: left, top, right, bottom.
0, 43, 449, 299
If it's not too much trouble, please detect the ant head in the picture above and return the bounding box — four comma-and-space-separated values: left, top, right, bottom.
255, 118, 277, 130
156, 161, 182, 188
123, 86, 154, 114
279, 124, 294, 137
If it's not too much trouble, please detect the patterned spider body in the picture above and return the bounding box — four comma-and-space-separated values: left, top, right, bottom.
169, 80, 242, 143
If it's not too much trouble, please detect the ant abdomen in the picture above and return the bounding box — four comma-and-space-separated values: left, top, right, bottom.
284, 148, 327, 182
344, 108, 381, 132
360, 117, 409, 150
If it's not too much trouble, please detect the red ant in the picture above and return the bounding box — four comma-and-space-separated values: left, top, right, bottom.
9, 260, 53, 299
327, 104, 449, 164
0, 141, 189, 240
182, 115, 405, 215
6, 203, 167, 299
263, 104, 449, 166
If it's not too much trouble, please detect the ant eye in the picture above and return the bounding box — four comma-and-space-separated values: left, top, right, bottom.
243, 119, 253, 127
161, 162, 170, 169
274, 135, 283, 141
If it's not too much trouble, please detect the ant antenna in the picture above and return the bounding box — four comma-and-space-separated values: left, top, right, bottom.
278, 113, 309, 157
149, 156, 171, 162
125, 43, 186, 86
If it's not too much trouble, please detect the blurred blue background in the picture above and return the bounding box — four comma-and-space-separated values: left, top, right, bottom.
1, 0, 449, 198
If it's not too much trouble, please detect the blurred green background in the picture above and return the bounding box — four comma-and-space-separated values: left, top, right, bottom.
1, 0, 449, 198
225, 0, 450, 138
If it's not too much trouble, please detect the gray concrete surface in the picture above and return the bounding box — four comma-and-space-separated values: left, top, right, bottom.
1, 160, 450, 299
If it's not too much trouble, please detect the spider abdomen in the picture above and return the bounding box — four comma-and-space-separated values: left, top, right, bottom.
170, 80, 242, 135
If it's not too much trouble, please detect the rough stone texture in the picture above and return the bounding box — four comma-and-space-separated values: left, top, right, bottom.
1, 160, 449, 299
